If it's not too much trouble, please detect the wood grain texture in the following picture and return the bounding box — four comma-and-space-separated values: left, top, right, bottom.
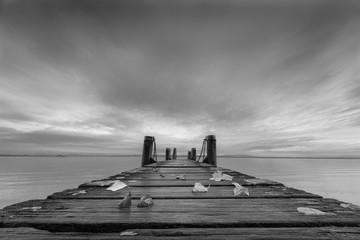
2, 198, 359, 232
127, 167, 215, 173
48, 185, 321, 200
119, 166, 238, 174
79, 178, 283, 188
145, 160, 212, 168
108, 171, 256, 180
2, 227, 360, 240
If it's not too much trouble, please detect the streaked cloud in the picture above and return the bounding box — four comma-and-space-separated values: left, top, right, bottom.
0, 0, 360, 156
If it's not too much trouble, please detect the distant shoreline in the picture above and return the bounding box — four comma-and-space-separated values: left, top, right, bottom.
0, 154, 359, 159
0, 154, 141, 158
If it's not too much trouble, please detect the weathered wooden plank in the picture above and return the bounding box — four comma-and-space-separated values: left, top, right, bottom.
79, 179, 232, 187
110, 173, 223, 181
145, 160, 209, 168
154, 160, 216, 168
107, 172, 256, 181
198, 162, 216, 167
128, 167, 214, 173
154, 160, 199, 163
79, 177, 283, 188
145, 161, 200, 166
2, 227, 360, 240
131, 165, 229, 170
117, 170, 253, 178
147, 163, 202, 166
48, 185, 321, 200
2, 198, 359, 232
104, 167, 256, 182
119, 227, 360, 239
145, 159, 216, 168
118, 167, 237, 176
145, 165, 209, 168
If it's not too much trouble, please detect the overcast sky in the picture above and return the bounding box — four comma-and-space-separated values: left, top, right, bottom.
0, 0, 360, 157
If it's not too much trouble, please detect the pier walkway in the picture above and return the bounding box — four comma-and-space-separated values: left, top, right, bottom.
1, 159, 360, 239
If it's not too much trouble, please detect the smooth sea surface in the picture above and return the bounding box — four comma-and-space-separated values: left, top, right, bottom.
1, 156, 360, 209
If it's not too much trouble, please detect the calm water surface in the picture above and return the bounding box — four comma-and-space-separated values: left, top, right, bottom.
0, 156, 359, 208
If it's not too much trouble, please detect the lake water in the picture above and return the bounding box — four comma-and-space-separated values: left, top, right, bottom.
1, 156, 359, 209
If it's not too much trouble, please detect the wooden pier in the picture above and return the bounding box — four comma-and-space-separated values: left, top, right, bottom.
1, 137, 360, 239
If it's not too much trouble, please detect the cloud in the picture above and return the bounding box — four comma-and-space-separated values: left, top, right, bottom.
0, 127, 141, 154
0, 0, 360, 156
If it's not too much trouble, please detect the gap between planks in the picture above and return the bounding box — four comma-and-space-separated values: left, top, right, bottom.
1, 227, 360, 240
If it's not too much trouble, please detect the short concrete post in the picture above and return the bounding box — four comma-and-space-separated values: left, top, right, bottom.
172, 148, 177, 160
141, 136, 154, 167
187, 151, 191, 159
206, 135, 217, 166
191, 148, 196, 160
165, 148, 171, 160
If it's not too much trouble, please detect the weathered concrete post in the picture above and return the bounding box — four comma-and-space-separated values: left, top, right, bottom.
165, 148, 171, 160
172, 148, 177, 160
206, 135, 217, 166
191, 148, 196, 160
141, 136, 154, 167
187, 151, 191, 159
